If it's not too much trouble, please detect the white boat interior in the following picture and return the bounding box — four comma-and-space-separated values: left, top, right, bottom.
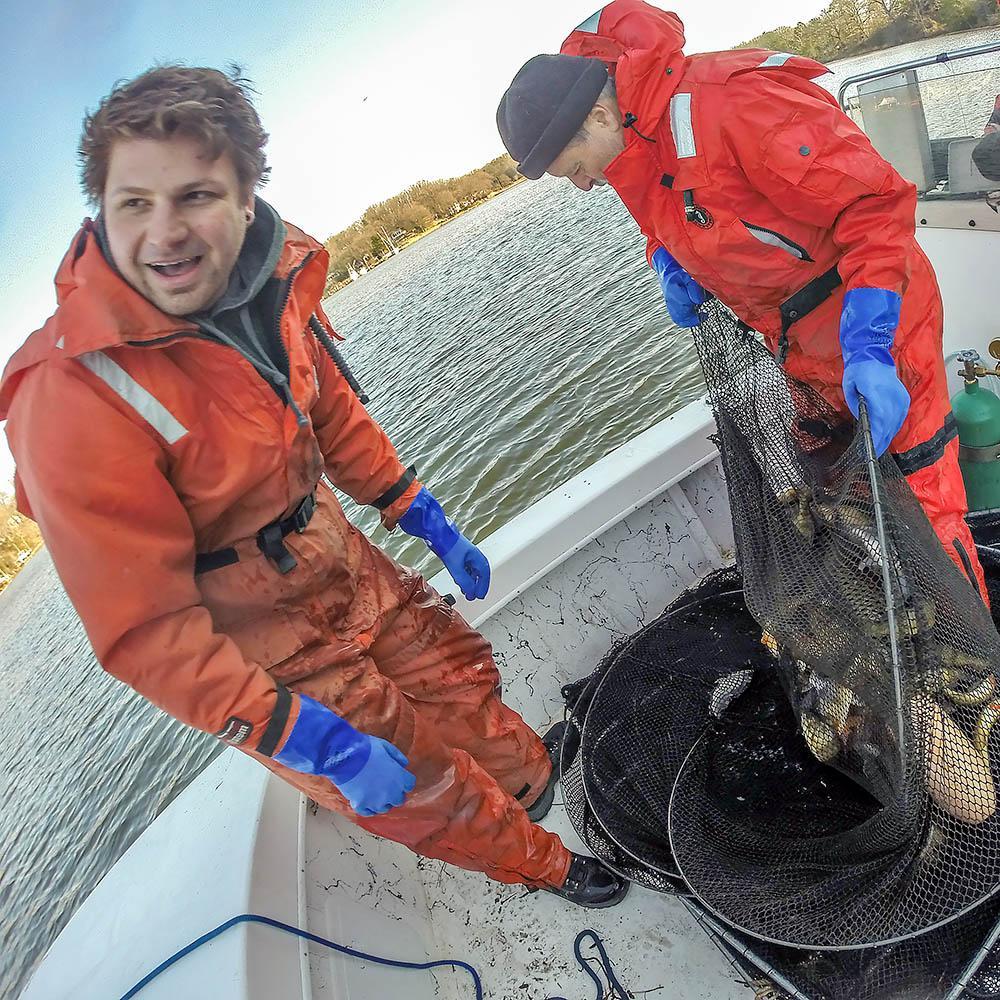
19, 42, 1000, 1000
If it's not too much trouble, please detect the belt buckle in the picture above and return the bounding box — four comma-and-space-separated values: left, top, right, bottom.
257, 523, 297, 574
292, 492, 316, 533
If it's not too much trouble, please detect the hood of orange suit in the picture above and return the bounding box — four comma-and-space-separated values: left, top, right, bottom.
561, 1, 688, 145
0, 202, 325, 420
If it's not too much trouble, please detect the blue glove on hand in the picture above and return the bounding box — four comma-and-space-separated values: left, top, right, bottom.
840, 287, 911, 457
651, 247, 705, 328
274, 694, 415, 817
398, 487, 491, 600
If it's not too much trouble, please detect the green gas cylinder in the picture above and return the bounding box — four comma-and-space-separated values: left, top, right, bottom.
953, 351, 1000, 512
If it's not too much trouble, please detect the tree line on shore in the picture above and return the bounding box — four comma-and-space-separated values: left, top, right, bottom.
323, 0, 1000, 293
740, 0, 998, 64
323, 154, 521, 291
0, 492, 41, 594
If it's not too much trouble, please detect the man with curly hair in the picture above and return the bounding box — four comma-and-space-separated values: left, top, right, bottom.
0, 66, 627, 908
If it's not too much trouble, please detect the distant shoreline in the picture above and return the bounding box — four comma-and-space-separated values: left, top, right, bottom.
323, 154, 524, 293
741, 4, 999, 69
326, 176, 526, 295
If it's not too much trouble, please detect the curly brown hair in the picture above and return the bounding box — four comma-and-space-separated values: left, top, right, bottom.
79, 64, 270, 206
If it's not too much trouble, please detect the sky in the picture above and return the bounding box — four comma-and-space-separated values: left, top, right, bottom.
0, 0, 829, 488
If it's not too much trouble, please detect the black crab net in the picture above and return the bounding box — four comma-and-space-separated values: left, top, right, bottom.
558, 568, 747, 895
559, 300, 1000, 982
561, 569, 1000, 998
673, 300, 1000, 949
694, 890, 1000, 1000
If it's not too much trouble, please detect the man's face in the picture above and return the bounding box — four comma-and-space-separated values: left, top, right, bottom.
546, 104, 625, 191
103, 134, 253, 316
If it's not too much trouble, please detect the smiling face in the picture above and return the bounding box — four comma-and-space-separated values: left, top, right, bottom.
545, 98, 625, 191
102, 134, 254, 316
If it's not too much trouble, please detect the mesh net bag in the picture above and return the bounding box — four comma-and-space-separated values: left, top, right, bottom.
701, 892, 1000, 1000
561, 299, 1000, 960
559, 567, 744, 894
560, 567, 1000, 998
666, 300, 1000, 949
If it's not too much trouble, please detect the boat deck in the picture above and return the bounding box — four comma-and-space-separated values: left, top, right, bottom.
301, 455, 749, 999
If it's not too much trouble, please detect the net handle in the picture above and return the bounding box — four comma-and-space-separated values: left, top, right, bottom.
943, 903, 1000, 999
858, 397, 908, 786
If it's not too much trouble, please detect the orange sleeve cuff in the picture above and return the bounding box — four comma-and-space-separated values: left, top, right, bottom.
380, 478, 423, 530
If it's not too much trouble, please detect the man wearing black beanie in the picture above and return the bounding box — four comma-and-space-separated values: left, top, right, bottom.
496, 0, 987, 602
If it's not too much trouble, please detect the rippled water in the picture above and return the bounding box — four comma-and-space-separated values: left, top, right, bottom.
326, 178, 697, 572
2, 27, 998, 996
0, 556, 220, 996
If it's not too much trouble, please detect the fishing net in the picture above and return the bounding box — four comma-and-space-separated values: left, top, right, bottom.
559, 567, 744, 895
561, 567, 1000, 998
669, 300, 1000, 949
560, 298, 1000, 968
695, 892, 1000, 1000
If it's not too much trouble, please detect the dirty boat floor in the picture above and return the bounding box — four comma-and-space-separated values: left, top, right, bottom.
301, 794, 749, 1000
302, 459, 749, 999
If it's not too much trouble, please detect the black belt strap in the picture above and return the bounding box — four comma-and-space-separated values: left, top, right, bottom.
256, 684, 293, 757
776, 264, 843, 364
194, 547, 240, 574
894, 413, 959, 476
195, 491, 317, 576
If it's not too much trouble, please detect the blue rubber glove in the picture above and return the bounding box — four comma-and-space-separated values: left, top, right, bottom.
398, 487, 490, 600
274, 694, 415, 817
651, 247, 705, 328
840, 288, 911, 457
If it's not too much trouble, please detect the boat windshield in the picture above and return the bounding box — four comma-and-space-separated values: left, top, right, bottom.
840, 44, 1000, 227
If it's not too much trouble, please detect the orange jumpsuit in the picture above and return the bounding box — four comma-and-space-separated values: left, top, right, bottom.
0, 217, 570, 888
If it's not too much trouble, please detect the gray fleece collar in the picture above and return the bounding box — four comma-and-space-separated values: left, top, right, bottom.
204, 198, 286, 317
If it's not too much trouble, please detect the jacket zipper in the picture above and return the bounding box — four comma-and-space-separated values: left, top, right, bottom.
130, 332, 298, 418
128, 251, 317, 426
272, 253, 315, 427
131, 330, 214, 348
740, 220, 814, 262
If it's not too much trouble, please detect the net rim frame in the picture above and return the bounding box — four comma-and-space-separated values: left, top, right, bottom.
577, 586, 746, 885
558, 714, 692, 894
684, 891, 1000, 1000
667, 727, 1000, 952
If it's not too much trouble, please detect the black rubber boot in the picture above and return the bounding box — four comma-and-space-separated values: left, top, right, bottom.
524, 721, 566, 822
544, 853, 630, 908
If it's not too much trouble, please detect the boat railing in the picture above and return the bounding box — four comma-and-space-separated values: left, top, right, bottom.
837, 38, 1000, 108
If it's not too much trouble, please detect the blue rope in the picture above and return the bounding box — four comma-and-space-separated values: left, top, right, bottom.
547, 928, 632, 1000
118, 913, 484, 1000
119, 912, 629, 1000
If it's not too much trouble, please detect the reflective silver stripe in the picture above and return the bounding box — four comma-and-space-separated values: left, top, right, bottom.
575, 9, 602, 32
759, 52, 794, 68
669, 93, 696, 159
77, 350, 188, 444
55, 336, 65, 349
741, 221, 811, 261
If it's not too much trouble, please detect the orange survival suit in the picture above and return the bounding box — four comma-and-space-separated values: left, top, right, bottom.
562, 0, 986, 597
0, 202, 570, 889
